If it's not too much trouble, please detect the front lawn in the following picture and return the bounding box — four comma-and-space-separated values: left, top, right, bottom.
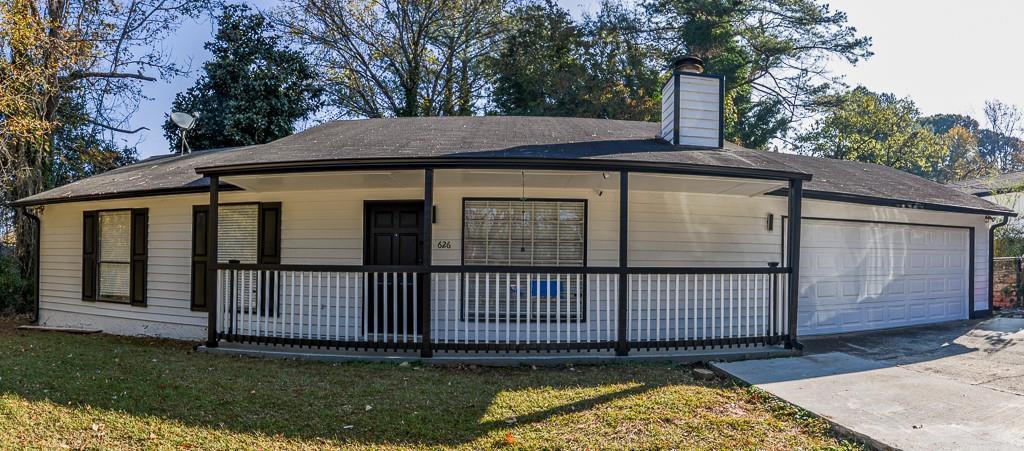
0, 319, 856, 449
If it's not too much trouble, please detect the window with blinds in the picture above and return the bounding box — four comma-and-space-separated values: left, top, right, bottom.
215, 204, 261, 313
462, 199, 586, 320
218, 204, 259, 264
98, 211, 131, 301
464, 200, 585, 266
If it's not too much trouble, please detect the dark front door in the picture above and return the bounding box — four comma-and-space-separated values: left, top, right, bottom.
364, 201, 424, 340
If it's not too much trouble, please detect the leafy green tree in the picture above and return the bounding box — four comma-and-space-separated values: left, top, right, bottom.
646, 0, 872, 148
574, 1, 662, 121
488, 0, 661, 120
164, 4, 322, 151
796, 87, 947, 178
487, 1, 586, 116
935, 125, 993, 183
920, 113, 980, 135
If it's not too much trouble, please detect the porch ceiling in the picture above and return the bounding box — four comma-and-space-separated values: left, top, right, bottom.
223, 171, 425, 191
224, 170, 782, 196
222, 170, 786, 196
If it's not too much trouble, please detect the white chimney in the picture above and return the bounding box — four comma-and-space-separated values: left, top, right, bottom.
660, 56, 723, 148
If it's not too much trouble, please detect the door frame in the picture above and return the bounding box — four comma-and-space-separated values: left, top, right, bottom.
362, 199, 427, 339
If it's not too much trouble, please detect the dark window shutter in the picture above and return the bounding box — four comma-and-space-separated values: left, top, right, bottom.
82, 211, 98, 302
258, 203, 282, 265
191, 205, 209, 311
130, 208, 148, 306
258, 203, 282, 315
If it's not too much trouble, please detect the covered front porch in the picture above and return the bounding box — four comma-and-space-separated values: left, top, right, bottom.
199, 165, 806, 358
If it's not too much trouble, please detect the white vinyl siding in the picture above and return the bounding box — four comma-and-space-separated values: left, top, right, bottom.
32, 169, 992, 340
98, 211, 131, 302
659, 73, 721, 147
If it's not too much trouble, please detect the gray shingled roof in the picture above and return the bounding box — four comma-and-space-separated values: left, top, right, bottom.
15, 116, 1014, 215
949, 172, 1024, 196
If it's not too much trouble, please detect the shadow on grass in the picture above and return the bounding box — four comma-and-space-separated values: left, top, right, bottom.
0, 327, 720, 448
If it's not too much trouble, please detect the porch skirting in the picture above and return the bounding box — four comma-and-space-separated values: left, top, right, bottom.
197, 341, 798, 366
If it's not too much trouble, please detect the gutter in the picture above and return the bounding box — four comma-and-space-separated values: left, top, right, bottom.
987, 215, 1011, 317
192, 157, 814, 182
19, 207, 41, 324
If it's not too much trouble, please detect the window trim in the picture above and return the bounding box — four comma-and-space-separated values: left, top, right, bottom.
86, 208, 140, 305
460, 197, 589, 268
459, 197, 589, 322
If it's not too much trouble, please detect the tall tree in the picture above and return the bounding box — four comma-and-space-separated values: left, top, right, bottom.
279, 0, 508, 118
575, 1, 662, 121
920, 113, 980, 135
488, 1, 662, 121
486, 1, 585, 116
646, 0, 873, 148
796, 87, 947, 178
935, 125, 993, 183
163, 4, 322, 152
0, 0, 204, 305
50, 94, 139, 188
980, 100, 1024, 172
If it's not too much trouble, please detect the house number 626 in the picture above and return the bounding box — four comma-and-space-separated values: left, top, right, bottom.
436, 240, 453, 249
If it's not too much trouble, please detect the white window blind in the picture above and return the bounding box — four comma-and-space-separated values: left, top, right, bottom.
98, 211, 131, 301
464, 200, 585, 266
218, 204, 258, 264
463, 200, 586, 320
216, 204, 260, 313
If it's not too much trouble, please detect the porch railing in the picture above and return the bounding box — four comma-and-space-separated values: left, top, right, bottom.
214, 264, 790, 354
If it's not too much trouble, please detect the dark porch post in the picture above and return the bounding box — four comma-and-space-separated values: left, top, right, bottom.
206, 175, 219, 348
785, 179, 803, 349
616, 171, 629, 356
420, 169, 434, 358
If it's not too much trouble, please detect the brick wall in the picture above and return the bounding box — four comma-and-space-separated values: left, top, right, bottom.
993, 259, 1019, 309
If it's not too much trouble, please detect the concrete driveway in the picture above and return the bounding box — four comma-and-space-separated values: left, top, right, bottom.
712, 317, 1024, 450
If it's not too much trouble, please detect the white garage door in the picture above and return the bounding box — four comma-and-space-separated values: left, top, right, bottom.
798, 219, 969, 335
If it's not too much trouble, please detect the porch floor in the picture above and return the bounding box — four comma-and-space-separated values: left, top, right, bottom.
197, 342, 797, 366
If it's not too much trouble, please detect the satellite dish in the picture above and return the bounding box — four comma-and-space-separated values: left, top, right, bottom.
170, 112, 198, 154
170, 112, 197, 130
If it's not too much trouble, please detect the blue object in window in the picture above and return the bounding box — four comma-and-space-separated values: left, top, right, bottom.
530, 280, 560, 297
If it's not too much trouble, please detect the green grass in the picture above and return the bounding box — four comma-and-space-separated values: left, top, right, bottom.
0, 319, 858, 450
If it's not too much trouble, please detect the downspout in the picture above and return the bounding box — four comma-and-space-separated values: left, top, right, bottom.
19, 206, 41, 324
989, 215, 1010, 316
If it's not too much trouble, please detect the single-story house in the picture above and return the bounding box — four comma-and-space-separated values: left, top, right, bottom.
15, 57, 1014, 358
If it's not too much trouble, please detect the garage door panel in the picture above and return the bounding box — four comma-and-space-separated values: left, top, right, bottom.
799, 220, 969, 335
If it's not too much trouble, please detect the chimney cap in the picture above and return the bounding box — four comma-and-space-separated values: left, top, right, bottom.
671, 56, 705, 74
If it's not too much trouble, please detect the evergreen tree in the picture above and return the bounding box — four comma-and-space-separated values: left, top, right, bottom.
163, 4, 322, 151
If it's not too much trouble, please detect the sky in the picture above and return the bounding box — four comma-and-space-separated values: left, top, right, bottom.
129, 0, 1024, 158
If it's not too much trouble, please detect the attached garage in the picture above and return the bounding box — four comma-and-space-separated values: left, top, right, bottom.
797, 219, 971, 335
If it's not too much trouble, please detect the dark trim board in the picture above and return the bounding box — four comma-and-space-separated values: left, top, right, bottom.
768, 188, 1015, 217
14, 183, 243, 207
216, 263, 790, 274
195, 157, 812, 182
785, 216, 978, 319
